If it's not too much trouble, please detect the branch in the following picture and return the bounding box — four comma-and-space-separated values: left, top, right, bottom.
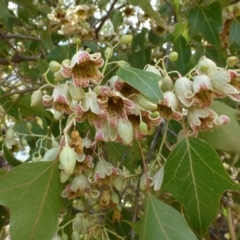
0, 32, 41, 41
0, 54, 38, 65
94, 0, 123, 38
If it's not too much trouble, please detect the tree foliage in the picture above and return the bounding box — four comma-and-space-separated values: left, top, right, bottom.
0, 0, 240, 240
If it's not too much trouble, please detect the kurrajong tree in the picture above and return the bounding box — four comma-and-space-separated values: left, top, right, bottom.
0, 0, 240, 240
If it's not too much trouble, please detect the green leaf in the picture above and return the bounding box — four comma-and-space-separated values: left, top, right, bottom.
161, 137, 240, 237
3, 144, 22, 166
169, 35, 191, 74
0, 205, 9, 231
41, 30, 54, 51
0, 88, 19, 119
133, 194, 197, 240
111, 9, 123, 32
0, 161, 64, 240
230, 17, 240, 45
116, 66, 163, 103
199, 101, 240, 153
188, 1, 222, 47
15, 95, 52, 119
127, 0, 165, 29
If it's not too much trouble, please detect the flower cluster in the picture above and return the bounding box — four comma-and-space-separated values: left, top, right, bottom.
47, 5, 95, 39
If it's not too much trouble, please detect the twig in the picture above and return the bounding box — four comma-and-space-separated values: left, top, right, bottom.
0, 32, 41, 41
0, 54, 38, 65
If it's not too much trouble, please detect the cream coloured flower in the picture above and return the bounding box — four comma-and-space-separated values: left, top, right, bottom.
158, 91, 182, 121
187, 106, 230, 136
174, 77, 194, 107
211, 69, 240, 101
61, 50, 104, 87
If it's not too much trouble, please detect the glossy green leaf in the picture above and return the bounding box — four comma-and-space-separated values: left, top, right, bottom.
199, 101, 240, 153
3, 144, 22, 166
170, 35, 191, 74
161, 137, 240, 237
133, 194, 197, 240
0, 161, 64, 240
0, 88, 19, 119
41, 30, 54, 51
230, 17, 240, 45
116, 66, 163, 103
15, 95, 52, 119
188, 1, 222, 47
127, 0, 165, 29
111, 9, 123, 31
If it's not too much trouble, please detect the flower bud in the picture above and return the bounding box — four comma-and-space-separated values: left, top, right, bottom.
136, 94, 157, 111
197, 56, 217, 75
61, 233, 68, 240
111, 191, 120, 205
151, 111, 160, 118
59, 146, 76, 175
49, 61, 61, 72
31, 90, 42, 106
73, 37, 81, 45
120, 34, 133, 45
117, 119, 133, 145
168, 51, 178, 61
54, 111, 64, 121
113, 176, 123, 191
71, 231, 80, 240
161, 75, 173, 92
6, 128, 15, 139
26, 122, 32, 131
139, 121, 148, 135
60, 170, 71, 183
104, 47, 113, 59
72, 215, 83, 233
21, 138, 28, 146
69, 85, 84, 101
226, 56, 238, 67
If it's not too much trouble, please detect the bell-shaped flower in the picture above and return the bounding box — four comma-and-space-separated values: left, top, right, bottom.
211, 69, 240, 101
197, 56, 218, 75
61, 174, 99, 199
192, 74, 224, 108
80, 89, 102, 114
91, 159, 122, 186
97, 86, 135, 128
61, 50, 104, 87
42, 84, 73, 114
187, 106, 230, 136
150, 167, 164, 191
117, 118, 133, 145
59, 145, 76, 175
174, 77, 195, 107
158, 91, 182, 121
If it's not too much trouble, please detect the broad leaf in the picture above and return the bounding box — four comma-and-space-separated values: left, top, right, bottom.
0, 161, 64, 240
132, 194, 197, 240
169, 35, 191, 74
116, 66, 163, 103
15, 95, 52, 119
230, 17, 240, 45
3, 144, 22, 166
188, 1, 222, 47
199, 101, 240, 153
41, 30, 54, 51
127, 0, 165, 29
161, 137, 240, 237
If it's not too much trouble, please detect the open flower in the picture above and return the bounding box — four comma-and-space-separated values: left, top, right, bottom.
91, 159, 122, 186
187, 106, 230, 136
62, 174, 99, 199
192, 74, 224, 108
42, 84, 72, 114
61, 50, 104, 87
158, 91, 182, 121
210, 69, 240, 101
97, 86, 135, 128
